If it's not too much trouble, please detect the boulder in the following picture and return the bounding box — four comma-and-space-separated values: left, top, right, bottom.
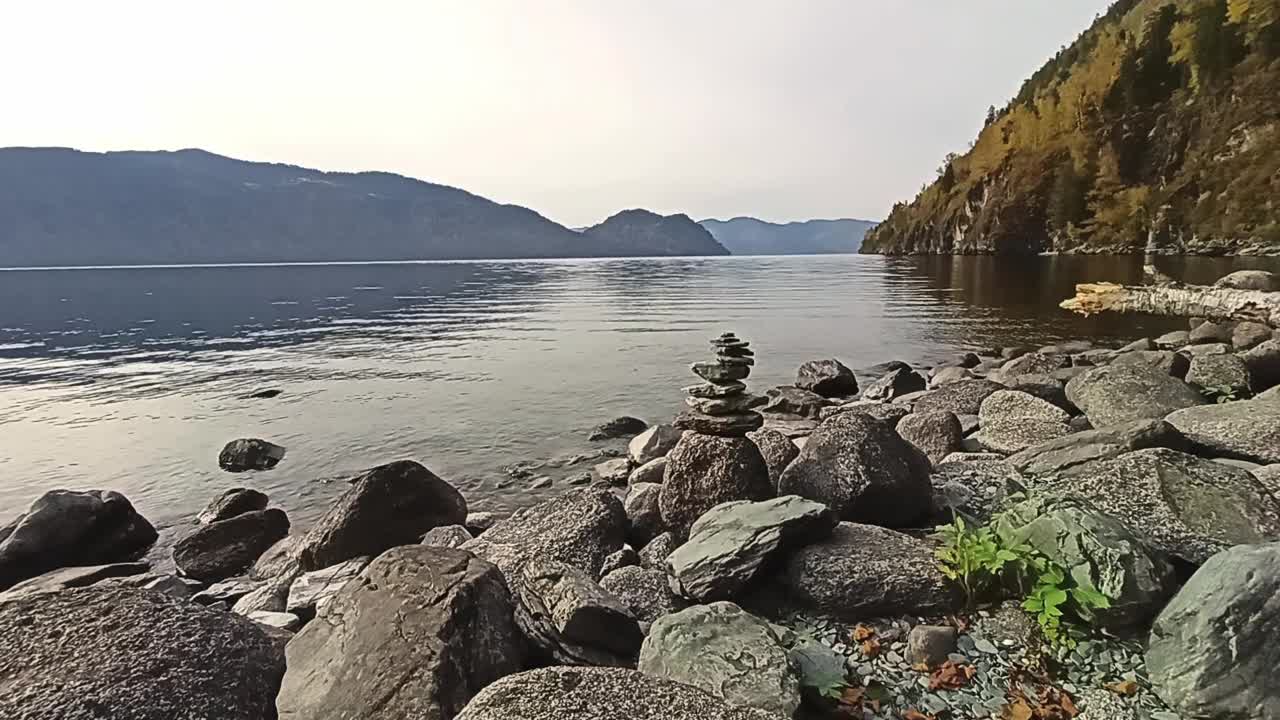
930, 365, 975, 387
973, 418, 1073, 455
231, 572, 295, 615
600, 565, 688, 626
454, 666, 783, 720
172, 508, 289, 582
895, 411, 963, 466
995, 496, 1176, 629
218, 438, 286, 472
795, 358, 859, 397
600, 548, 638, 577
1214, 269, 1280, 291
1065, 363, 1206, 428
1112, 350, 1191, 379
422, 524, 474, 548
639, 532, 679, 570
248, 610, 302, 632
249, 535, 300, 580
1147, 542, 1280, 719
589, 416, 648, 441
463, 486, 627, 580
628, 424, 683, 465
1119, 337, 1155, 352
1155, 330, 1190, 350
659, 434, 772, 539
625, 482, 664, 548
196, 487, 269, 524
667, 496, 837, 601
277, 546, 524, 720
1005, 373, 1071, 411
778, 412, 932, 527
0, 489, 157, 591
861, 365, 927, 402
1188, 320, 1233, 345
514, 558, 642, 666
297, 460, 467, 571
1166, 399, 1280, 464
0, 561, 149, 603
781, 523, 957, 619
1184, 353, 1253, 396
997, 352, 1070, 378
286, 556, 371, 619
1006, 418, 1185, 476
1233, 321, 1274, 351
466, 512, 502, 535
929, 459, 1020, 524
821, 401, 911, 426
638, 602, 800, 718
911, 379, 1004, 416
192, 577, 263, 606
628, 457, 667, 485
1242, 339, 1280, 390
0, 584, 283, 719
761, 386, 830, 418
1035, 448, 1280, 564
594, 457, 632, 485
747, 427, 800, 486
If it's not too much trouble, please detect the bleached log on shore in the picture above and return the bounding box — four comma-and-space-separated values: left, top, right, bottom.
1061, 282, 1280, 327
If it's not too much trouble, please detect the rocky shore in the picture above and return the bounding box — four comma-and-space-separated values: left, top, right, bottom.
3, 273, 1280, 719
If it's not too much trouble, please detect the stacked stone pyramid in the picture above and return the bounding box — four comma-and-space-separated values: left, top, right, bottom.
674, 332, 764, 436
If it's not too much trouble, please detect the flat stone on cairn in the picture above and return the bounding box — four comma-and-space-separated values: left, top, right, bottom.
676, 333, 764, 437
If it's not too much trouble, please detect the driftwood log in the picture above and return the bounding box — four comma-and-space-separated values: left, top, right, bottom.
1061, 281, 1280, 327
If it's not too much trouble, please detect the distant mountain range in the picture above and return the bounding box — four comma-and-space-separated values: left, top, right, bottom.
700, 217, 877, 255
0, 148, 728, 266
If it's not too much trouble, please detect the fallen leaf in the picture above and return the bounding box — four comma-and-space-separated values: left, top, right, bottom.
1000, 698, 1034, 720
860, 637, 882, 658
911, 661, 932, 673
902, 710, 935, 720
928, 659, 976, 690
1105, 679, 1139, 697
1059, 691, 1079, 716
852, 624, 876, 642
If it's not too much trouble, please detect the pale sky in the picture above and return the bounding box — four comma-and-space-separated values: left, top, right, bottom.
2, 1, 1112, 227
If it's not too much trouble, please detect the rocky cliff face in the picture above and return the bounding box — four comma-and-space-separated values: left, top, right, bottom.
863, 0, 1280, 256
583, 210, 729, 257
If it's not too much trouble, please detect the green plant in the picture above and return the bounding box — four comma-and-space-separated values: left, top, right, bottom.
1201, 384, 1242, 403
934, 515, 1023, 606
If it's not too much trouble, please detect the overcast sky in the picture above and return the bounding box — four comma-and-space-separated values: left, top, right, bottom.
3, 1, 1112, 227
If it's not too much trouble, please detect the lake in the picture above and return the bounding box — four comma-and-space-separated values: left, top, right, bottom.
3, 254, 1277, 537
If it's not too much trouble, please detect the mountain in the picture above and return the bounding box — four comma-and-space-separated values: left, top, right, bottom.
863, 0, 1280, 256
700, 217, 877, 255
583, 209, 728, 256
0, 148, 725, 266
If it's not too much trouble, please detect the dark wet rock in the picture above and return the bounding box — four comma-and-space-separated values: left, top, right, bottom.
996, 495, 1176, 629
1032, 448, 1280, 564
464, 486, 627, 580
659, 434, 772, 539
778, 411, 932, 527
422, 524, 474, 548
245, 388, 283, 399
639, 532, 679, 570
761, 385, 831, 418
196, 487, 269, 524
297, 459, 467, 571
249, 535, 300, 580
515, 558, 642, 667
929, 459, 1019, 524
639, 602, 800, 718
1147, 542, 1280, 719
628, 457, 668, 486
1007, 418, 1185, 476
286, 556, 371, 619
0, 584, 284, 719
455, 666, 783, 720
625, 482, 664, 548
628, 424, 683, 465
1233, 321, 1274, 351
667, 496, 836, 601
1166, 399, 1280, 464
173, 508, 289, 582
911, 379, 1004, 416
218, 438, 286, 472
796, 358, 859, 397
1185, 353, 1254, 396
278, 546, 523, 720
674, 410, 764, 437
1112, 349, 1191, 379
594, 457, 632, 485
1066, 362, 1206, 428
601, 565, 688, 627
1119, 337, 1156, 352
0, 561, 149, 602
896, 411, 963, 466
1189, 320, 1233, 345
600, 548, 638, 577
1214, 269, 1280, 291
861, 365, 927, 402
747, 427, 800, 487
1242, 339, 1280, 391
908, 625, 957, 668
589, 416, 648, 441
1155, 330, 1191, 350
782, 522, 957, 619
466, 512, 502, 535
192, 577, 263, 605
0, 489, 156, 591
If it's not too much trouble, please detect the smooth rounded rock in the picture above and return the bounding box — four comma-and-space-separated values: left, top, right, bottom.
747, 427, 800, 487
796, 358, 859, 397
895, 411, 963, 466
659, 434, 772, 539
911, 379, 1004, 416
1166, 399, 1280, 464
218, 438, 286, 472
173, 508, 289, 582
196, 487, 269, 524
1066, 363, 1206, 428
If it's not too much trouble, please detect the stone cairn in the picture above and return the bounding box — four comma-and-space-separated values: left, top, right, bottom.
674, 332, 764, 436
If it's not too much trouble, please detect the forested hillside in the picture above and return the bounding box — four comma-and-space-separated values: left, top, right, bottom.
863, 0, 1280, 256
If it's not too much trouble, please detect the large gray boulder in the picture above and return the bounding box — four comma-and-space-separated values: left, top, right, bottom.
628, 457, 667, 485
911, 379, 1004, 416
0, 489, 157, 591
639, 602, 800, 718
1112, 349, 1191, 379
624, 482, 664, 548
659, 434, 772, 539
761, 386, 830, 418
286, 556, 371, 619
747, 428, 800, 487
1214, 269, 1280, 291
455, 666, 783, 720
297, 459, 467, 571
777, 412, 932, 527
197, 487, 269, 524
895, 411, 963, 466
514, 558, 642, 666
1166, 398, 1280, 464
1242, 339, 1280, 390
0, 561, 149, 603
218, 438, 286, 472
861, 365, 926, 402
821, 401, 912, 426
1147, 542, 1280, 719
1184, 353, 1253, 396
1006, 418, 1185, 477
463, 486, 627, 580
972, 389, 1073, 454
600, 565, 688, 627
667, 496, 836, 601
995, 496, 1176, 629
172, 508, 289, 582
1037, 448, 1280, 564
1188, 320, 1233, 345
629, 424, 683, 465
0, 584, 283, 719
277, 546, 524, 720
781, 522, 957, 619
1233, 321, 1274, 351
796, 358, 858, 397
1066, 363, 1206, 428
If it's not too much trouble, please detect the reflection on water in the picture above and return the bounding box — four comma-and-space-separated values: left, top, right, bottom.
2, 254, 1275, 530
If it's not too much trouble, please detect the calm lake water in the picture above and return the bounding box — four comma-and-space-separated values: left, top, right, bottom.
3, 254, 1278, 538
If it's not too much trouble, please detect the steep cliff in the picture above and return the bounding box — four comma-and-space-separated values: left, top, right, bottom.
863, 0, 1280, 256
